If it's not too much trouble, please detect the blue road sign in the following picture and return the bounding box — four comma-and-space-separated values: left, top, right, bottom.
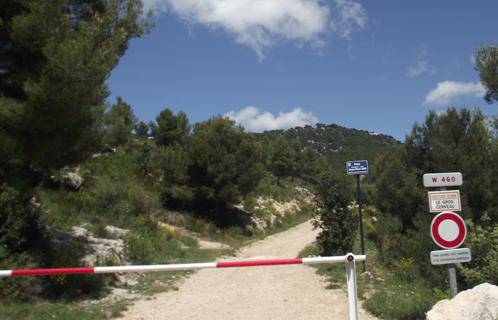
346, 160, 369, 175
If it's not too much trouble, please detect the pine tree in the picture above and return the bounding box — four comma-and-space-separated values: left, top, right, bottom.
268, 135, 293, 186
313, 169, 357, 255
135, 121, 150, 138
103, 97, 137, 147
475, 44, 498, 104
0, 0, 147, 173
187, 118, 264, 212
153, 108, 190, 147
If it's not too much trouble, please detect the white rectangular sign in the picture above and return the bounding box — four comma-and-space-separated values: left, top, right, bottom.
430, 248, 471, 265
423, 172, 463, 188
428, 190, 462, 213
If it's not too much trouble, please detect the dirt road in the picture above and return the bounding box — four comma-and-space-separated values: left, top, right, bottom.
120, 220, 376, 320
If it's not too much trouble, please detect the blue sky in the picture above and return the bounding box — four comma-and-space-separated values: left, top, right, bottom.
108, 0, 497, 140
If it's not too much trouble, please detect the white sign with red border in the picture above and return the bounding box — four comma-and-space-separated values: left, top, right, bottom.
423, 172, 463, 188
428, 190, 461, 213
430, 211, 467, 249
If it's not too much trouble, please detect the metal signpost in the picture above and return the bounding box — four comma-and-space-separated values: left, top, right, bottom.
347, 160, 368, 272
423, 172, 470, 298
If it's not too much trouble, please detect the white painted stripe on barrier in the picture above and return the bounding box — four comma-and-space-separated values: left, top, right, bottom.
351, 255, 366, 262
0, 270, 12, 277
302, 255, 366, 265
94, 262, 217, 274
302, 256, 344, 264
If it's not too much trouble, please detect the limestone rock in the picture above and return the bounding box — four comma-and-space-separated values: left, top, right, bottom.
426, 283, 498, 320
51, 225, 126, 266
104, 225, 130, 238
56, 167, 85, 190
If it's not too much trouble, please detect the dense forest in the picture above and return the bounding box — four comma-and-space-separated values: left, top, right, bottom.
0, 1, 497, 319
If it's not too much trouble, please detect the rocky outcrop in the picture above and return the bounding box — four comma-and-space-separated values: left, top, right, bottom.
426, 283, 498, 320
104, 225, 130, 239
63, 169, 84, 190
51, 225, 127, 266
50, 167, 85, 190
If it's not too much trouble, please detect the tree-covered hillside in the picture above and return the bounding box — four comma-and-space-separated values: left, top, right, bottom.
256, 123, 398, 170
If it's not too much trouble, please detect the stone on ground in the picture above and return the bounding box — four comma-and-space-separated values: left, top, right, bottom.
426, 283, 498, 320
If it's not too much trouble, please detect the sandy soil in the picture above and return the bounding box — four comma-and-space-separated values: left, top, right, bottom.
120, 220, 377, 320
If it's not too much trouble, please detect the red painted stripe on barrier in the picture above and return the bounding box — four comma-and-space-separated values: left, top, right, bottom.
12, 267, 94, 277
217, 258, 302, 268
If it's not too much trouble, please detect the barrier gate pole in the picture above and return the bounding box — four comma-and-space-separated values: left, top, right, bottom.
346, 253, 359, 320
0, 254, 365, 319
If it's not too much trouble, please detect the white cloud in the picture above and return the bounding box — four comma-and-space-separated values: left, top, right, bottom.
406, 46, 436, 77
425, 81, 486, 105
330, 0, 368, 40
407, 60, 432, 77
144, 0, 367, 59
225, 106, 318, 132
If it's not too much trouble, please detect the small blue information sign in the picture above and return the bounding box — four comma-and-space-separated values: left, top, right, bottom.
346, 160, 369, 175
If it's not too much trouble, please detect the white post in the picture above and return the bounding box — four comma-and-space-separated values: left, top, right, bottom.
346, 253, 359, 320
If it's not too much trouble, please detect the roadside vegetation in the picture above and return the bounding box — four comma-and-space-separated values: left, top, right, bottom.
302, 107, 498, 320
1, 1, 496, 319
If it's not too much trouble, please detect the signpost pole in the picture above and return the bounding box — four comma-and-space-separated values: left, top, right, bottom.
448, 265, 458, 298
437, 186, 459, 298
356, 175, 366, 272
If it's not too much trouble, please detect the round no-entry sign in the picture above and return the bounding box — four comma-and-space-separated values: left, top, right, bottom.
431, 211, 467, 249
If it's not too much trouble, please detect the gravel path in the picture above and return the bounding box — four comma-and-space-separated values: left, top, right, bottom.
120, 220, 376, 320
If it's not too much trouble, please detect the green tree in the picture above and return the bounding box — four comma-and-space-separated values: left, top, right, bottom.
475, 44, 498, 104
373, 145, 424, 231
0, 0, 147, 284
159, 146, 193, 208
135, 121, 149, 138
103, 97, 137, 147
187, 118, 264, 212
268, 135, 294, 186
300, 147, 319, 184
373, 107, 496, 286
405, 108, 492, 222
153, 108, 189, 147
313, 169, 357, 255
289, 138, 303, 181
0, 0, 147, 173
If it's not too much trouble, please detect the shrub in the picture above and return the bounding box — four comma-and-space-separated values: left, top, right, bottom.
460, 213, 498, 287
0, 253, 44, 301
0, 184, 45, 254
365, 279, 437, 320
43, 240, 111, 299
313, 169, 358, 255
124, 227, 184, 264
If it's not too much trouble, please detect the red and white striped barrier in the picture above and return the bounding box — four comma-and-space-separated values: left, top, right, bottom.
0, 255, 364, 277
0, 254, 366, 320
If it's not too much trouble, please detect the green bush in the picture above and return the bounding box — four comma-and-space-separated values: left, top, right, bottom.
0, 184, 46, 255
0, 253, 44, 301
43, 240, 112, 299
365, 280, 437, 320
374, 212, 446, 284
313, 169, 358, 255
460, 213, 498, 287
124, 227, 184, 264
